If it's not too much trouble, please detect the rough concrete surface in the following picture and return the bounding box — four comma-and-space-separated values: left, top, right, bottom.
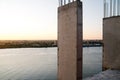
83, 70, 120, 80
103, 16, 120, 70
58, 1, 82, 80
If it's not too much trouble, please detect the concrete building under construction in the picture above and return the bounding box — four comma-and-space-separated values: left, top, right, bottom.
58, 0, 120, 80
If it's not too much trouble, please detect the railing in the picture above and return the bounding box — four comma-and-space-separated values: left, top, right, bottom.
104, 0, 120, 18
58, 0, 80, 7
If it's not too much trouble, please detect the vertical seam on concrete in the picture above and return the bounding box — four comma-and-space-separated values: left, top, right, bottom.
76, 1, 78, 79
77, 1, 83, 80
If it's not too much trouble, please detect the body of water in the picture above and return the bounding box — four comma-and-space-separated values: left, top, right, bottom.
83, 47, 102, 78
0, 47, 102, 80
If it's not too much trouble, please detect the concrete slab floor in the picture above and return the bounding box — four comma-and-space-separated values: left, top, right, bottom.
83, 70, 120, 80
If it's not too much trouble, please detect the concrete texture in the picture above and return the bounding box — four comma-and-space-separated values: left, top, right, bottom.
83, 70, 120, 80
103, 16, 120, 70
58, 1, 82, 80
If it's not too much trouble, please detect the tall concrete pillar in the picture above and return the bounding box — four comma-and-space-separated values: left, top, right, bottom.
58, 0, 83, 80
103, 16, 120, 70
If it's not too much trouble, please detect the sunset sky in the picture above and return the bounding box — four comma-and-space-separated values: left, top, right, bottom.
0, 0, 103, 40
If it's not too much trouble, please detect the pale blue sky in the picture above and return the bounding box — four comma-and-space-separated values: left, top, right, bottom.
83, 0, 103, 40
0, 0, 103, 40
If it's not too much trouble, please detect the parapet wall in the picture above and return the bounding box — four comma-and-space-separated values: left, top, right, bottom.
103, 16, 120, 70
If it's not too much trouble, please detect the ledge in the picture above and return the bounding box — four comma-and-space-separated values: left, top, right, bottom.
103, 16, 120, 20
83, 70, 120, 80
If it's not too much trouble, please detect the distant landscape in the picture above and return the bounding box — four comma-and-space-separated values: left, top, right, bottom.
0, 40, 57, 48
0, 40, 103, 48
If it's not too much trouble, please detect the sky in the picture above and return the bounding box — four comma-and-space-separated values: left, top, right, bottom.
0, 0, 103, 40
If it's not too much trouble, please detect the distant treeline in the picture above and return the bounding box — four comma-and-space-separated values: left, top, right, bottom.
0, 40, 57, 48
0, 40, 103, 48
83, 40, 103, 47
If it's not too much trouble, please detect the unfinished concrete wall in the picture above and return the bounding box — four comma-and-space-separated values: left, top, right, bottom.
103, 16, 120, 70
58, 1, 82, 80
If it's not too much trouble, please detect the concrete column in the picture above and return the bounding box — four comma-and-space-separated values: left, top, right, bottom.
58, 1, 82, 80
103, 16, 120, 70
